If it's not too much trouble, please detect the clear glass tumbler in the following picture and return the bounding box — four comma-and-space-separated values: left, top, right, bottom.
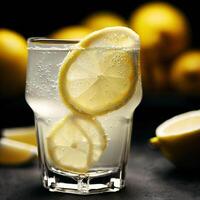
25, 38, 142, 195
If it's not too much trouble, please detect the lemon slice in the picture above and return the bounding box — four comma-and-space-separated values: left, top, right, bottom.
59, 27, 139, 115
0, 138, 37, 165
71, 115, 107, 164
46, 115, 107, 173
2, 127, 36, 146
150, 110, 200, 169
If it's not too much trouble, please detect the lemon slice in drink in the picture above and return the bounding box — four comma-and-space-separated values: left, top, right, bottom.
150, 110, 200, 169
72, 115, 107, 164
2, 127, 36, 146
0, 138, 37, 165
46, 115, 107, 173
59, 27, 139, 115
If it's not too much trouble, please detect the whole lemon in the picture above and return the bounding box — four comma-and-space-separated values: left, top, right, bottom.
50, 26, 91, 39
170, 50, 200, 94
130, 2, 190, 59
0, 29, 27, 97
83, 11, 127, 31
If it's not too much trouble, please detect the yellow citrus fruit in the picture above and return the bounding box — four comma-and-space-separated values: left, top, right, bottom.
59, 27, 139, 115
46, 115, 107, 173
2, 127, 36, 146
141, 63, 167, 91
50, 26, 92, 39
130, 2, 190, 58
170, 50, 200, 94
150, 110, 200, 169
83, 12, 127, 31
0, 29, 27, 97
0, 138, 37, 165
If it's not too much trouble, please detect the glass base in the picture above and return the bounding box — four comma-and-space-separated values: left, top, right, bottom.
42, 166, 126, 195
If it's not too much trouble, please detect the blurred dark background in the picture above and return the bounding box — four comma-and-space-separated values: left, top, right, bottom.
0, 0, 199, 46
0, 0, 200, 143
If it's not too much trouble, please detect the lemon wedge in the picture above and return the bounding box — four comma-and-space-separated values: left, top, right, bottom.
59, 26, 139, 115
2, 127, 36, 146
46, 115, 107, 173
0, 138, 37, 165
150, 110, 200, 169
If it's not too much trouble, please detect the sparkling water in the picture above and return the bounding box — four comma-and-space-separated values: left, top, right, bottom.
26, 39, 142, 194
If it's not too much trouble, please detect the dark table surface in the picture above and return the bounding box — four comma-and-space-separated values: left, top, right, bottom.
1, 143, 200, 200
1, 95, 200, 200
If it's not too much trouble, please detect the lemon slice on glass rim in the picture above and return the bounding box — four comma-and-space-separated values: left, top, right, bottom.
59, 26, 139, 116
46, 115, 107, 173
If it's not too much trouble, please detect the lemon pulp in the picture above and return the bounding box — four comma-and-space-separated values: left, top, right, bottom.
150, 110, 200, 169
46, 115, 107, 173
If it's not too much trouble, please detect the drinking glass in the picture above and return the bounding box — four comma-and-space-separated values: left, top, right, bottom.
25, 38, 142, 194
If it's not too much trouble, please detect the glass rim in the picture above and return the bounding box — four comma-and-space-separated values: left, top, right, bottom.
27, 37, 140, 50
28, 37, 80, 44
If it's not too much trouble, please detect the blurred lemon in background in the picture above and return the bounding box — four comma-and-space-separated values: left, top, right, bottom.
0, 138, 37, 165
0, 126, 37, 165
2, 127, 36, 146
83, 11, 127, 30
150, 110, 200, 169
50, 26, 91, 39
130, 2, 190, 59
140, 49, 167, 92
0, 29, 27, 97
141, 62, 167, 92
170, 50, 200, 94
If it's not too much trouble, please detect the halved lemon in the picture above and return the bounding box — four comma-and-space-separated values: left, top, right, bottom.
0, 138, 37, 165
150, 110, 200, 169
59, 27, 139, 115
2, 127, 36, 146
46, 115, 107, 173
